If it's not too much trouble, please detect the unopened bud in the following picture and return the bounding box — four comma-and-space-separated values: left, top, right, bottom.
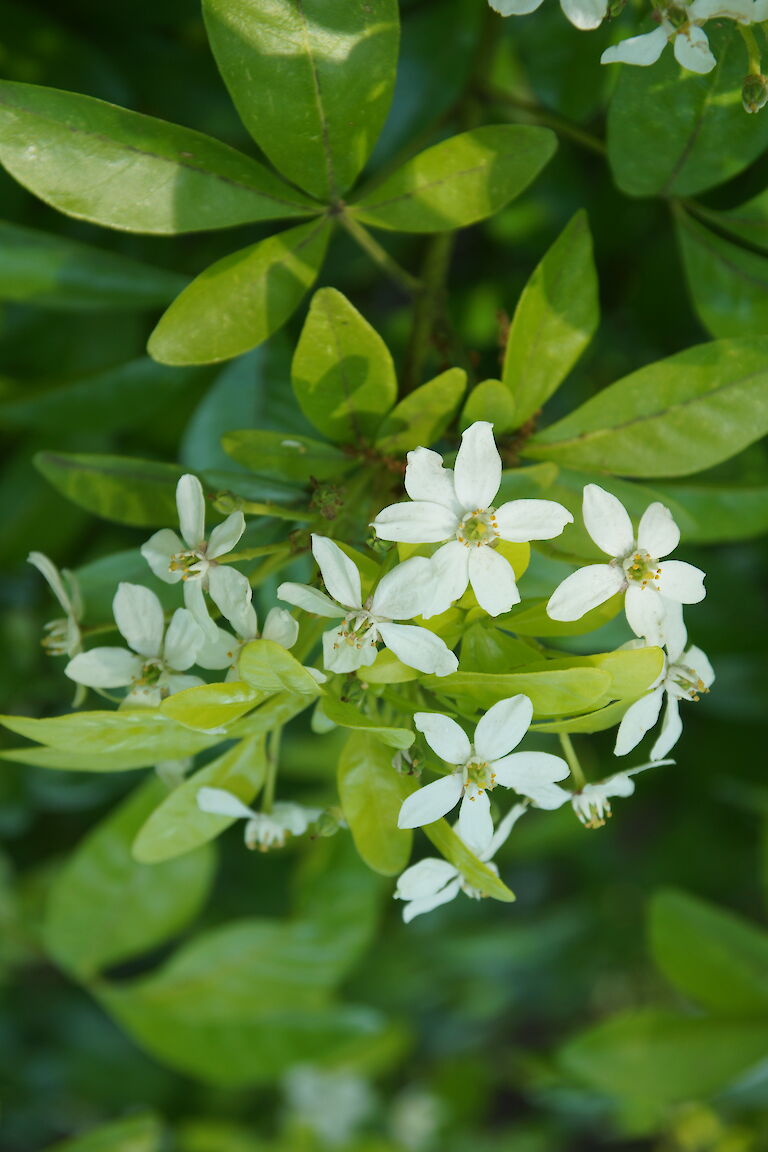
742, 73, 768, 114
212, 490, 243, 514
608, 0, 627, 16
312, 808, 345, 838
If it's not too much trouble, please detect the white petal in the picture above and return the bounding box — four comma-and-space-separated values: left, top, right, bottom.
28, 551, 72, 614
176, 474, 206, 549
485, 803, 528, 860
404, 446, 459, 511
112, 582, 164, 658
582, 485, 634, 557
453, 422, 501, 512
182, 577, 217, 642
322, 624, 377, 674
398, 772, 464, 828
560, 0, 607, 28
372, 500, 458, 544
656, 560, 706, 604
475, 694, 533, 761
682, 644, 715, 689
312, 535, 362, 609
625, 583, 666, 646
372, 556, 433, 620
196, 626, 239, 671
493, 751, 570, 808
197, 786, 255, 819
490, 0, 544, 11
661, 599, 688, 664
277, 582, 344, 618
262, 607, 299, 649
414, 712, 471, 764
458, 789, 494, 856
494, 499, 573, 543
637, 502, 680, 559
163, 672, 205, 696
651, 696, 683, 759
164, 608, 204, 670
402, 878, 462, 922
468, 547, 520, 617
396, 857, 459, 900
378, 623, 458, 677
65, 647, 142, 688
208, 511, 246, 559
141, 528, 184, 584
208, 565, 254, 636
547, 563, 624, 621
601, 26, 668, 66
614, 688, 664, 756
421, 540, 470, 619
673, 24, 716, 74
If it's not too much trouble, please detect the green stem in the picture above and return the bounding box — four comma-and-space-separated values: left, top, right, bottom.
484, 88, 606, 156
221, 542, 297, 564
740, 24, 762, 74
262, 727, 282, 813
402, 232, 457, 394
215, 498, 315, 524
559, 733, 585, 790
248, 546, 294, 587
338, 211, 422, 295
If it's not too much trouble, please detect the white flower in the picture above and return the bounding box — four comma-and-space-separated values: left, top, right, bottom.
600, 0, 761, 75
141, 474, 249, 639
371, 422, 573, 618
546, 485, 705, 646
564, 760, 673, 828
615, 639, 714, 761
490, 0, 607, 31
283, 1066, 374, 1148
395, 803, 527, 922
196, 787, 321, 850
29, 551, 85, 706
277, 536, 458, 677
195, 565, 299, 679
397, 695, 569, 846
65, 582, 205, 707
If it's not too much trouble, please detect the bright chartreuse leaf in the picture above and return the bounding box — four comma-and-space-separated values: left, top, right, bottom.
0, 220, 186, 310
376, 368, 467, 454
43, 779, 215, 981
222, 428, 353, 483
323, 699, 414, 750
532, 698, 641, 734
34, 451, 184, 526
148, 220, 331, 365
524, 338, 768, 477
0, 710, 219, 763
337, 732, 414, 876
161, 682, 262, 732
423, 820, 515, 903
460, 378, 516, 435
351, 126, 556, 232
133, 736, 267, 863
649, 889, 768, 1014
238, 639, 323, 698
503, 210, 598, 427
606, 24, 768, 198
676, 211, 768, 338
423, 666, 610, 716
0, 746, 155, 772
292, 288, 397, 443
0, 80, 318, 232
45, 1114, 164, 1152
202, 0, 399, 201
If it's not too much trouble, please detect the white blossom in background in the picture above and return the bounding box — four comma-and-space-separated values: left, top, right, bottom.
615, 638, 714, 760
372, 422, 573, 617
395, 803, 527, 922
28, 551, 86, 705
389, 1087, 443, 1151
65, 582, 205, 706
278, 535, 458, 677
546, 485, 705, 645
558, 760, 673, 828
196, 787, 321, 850
195, 564, 299, 679
398, 695, 569, 846
141, 473, 250, 639
490, 0, 607, 31
282, 1065, 374, 1148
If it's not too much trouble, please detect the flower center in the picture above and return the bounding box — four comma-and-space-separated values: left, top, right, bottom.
571, 790, 610, 829
671, 665, 708, 702
457, 509, 498, 548
42, 618, 70, 656
622, 550, 661, 589
139, 659, 164, 686
336, 611, 378, 651
169, 548, 208, 580
464, 758, 496, 791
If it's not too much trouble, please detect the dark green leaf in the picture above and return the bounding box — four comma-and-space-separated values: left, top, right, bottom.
677, 211, 768, 338
45, 1114, 164, 1152
222, 428, 353, 482
35, 451, 184, 526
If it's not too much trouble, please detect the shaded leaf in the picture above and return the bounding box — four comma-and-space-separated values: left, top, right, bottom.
338, 732, 414, 875
35, 451, 184, 526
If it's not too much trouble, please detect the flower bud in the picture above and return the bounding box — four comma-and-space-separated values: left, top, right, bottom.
742, 73, 768, 114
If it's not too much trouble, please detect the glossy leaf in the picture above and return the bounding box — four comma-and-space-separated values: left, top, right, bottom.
0, 80, 317, 233
323, 699, 414, 750
35, 451, 184, 526
222, 428, 353, 483
496, 592, 624, 637
0, 745, 156, 773
423, 820, 515, 902
161, 682, 262, 733
352, 126, 556, 232
0, 710, 219, 762
460, 378, 516, 435
338, 732, 414, 875
148, 220, 331, 366
677, 211, 768, 339
377, 368, 467, 453
531, 698, 640, 734
238, 639, 323, 698
423, 666, 610, 716
203, 0, 399, 201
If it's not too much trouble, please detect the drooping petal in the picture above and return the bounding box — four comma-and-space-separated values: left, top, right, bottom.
197, 786, 255, 819
182, 577, 217, 641
396, 857, 459, 901
404, 446, 460, 511
637, 502, 680, 559
493, 751, 570, 808
474, 694, 533, 761
65, 646, 142, 689
176, 473, 206, 549
673, 24, 716, 74
484, 803, 528, 860
277, 582, 345, 618
397, 772, 464, 829
322, 623, 378, 674
661, 599, 688, 664
458, 788, 494, 856
453, 421, 501, 512
655, 560, 706, 604
614, 687, 665, 756
624, 583, 666, 646
262, 607, 299, 649
141, 528, 184, 584
468, 547, 520, 616
164, 608, 205, 670
494, 499, 573, 543
582, 485, 634, 557
560, 0, 607, 29
28, 551, 73, 614
207, 511, 246, 559
421, 540, 470, 619
490, 0, 545, 12
402, 878, 462, 922
414, 712, 471, 764
601, 25, 668, 66
196, 626, 238, 671
651, 696, 683, 759
378, 622, 458, 677
311, 535, 362, 609
112, 582, 165, 658
683, 644, 715, 690
371, 556, 433, 621
372, 500, 459, 544
208, 565, 254, 637
547, 563, 624, 621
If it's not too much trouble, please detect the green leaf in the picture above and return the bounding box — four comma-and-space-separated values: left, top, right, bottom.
460, 378, 516, 435
606, 24, 768, 197
46, 1114, 164, 1152
712, 187, 768, 253
148, 220, 331, 366
161, 682, 262, 733
423, 666, 610, 716
583, 646, 664, 703
323, 699, 414, 750
34, 451, 184, 526
495, 462, 559, 502
292, 288, 397, 443
0, 746, 154, 773
351, 126, 556, 232
222, 428, 353, 483
525, 338, 768, 477
375, 367, 467, 453
495, 592, 624, 637
503, 210, 598, 427
202, 0, 399, 201
133, 737, 267, 863
43, 779, 214, 980
677, 211, 768, 339
0, 220, 186, 310
238, 639, 323, 698
460, 623, 540, 673
0, 80, 317, 233
531, 698, 640, 734
0, 710, 218, 763
648, 477, 768, 543
359, 649, 420, 685
338, 732, 414, 876
423, 820, 515, 903
649, 888, 768, 1014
